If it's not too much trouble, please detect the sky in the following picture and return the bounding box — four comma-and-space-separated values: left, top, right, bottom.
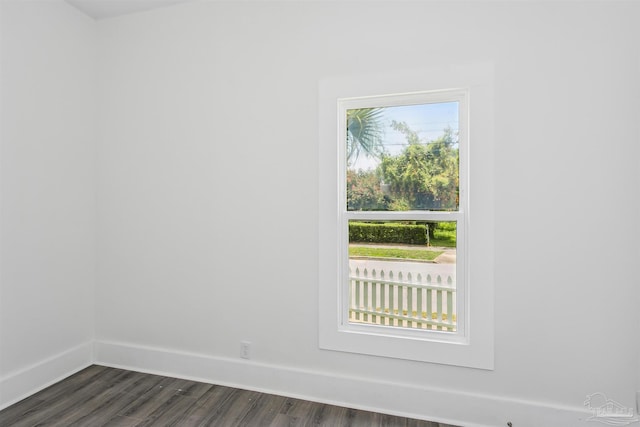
349, 101, 459, 171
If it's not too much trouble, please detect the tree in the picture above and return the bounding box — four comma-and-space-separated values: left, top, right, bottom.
380, 123, 458, 210
346, 169, 388, 211
346, 108, 384, 165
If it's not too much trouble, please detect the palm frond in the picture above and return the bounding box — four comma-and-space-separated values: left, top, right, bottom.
346, 108, 384, 164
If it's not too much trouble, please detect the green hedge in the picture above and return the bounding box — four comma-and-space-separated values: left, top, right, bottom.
349, 222, 428, 245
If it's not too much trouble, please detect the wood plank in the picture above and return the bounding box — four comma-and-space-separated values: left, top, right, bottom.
0, 366, 460, 427
1, 368, 132, 427
65, 371, 168, 426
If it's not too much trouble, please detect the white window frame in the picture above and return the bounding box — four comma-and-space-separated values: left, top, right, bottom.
340, 90, 467, 342
319, 64, 494, 369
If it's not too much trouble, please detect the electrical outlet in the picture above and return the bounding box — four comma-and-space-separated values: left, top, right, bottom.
240, 341, 251, 359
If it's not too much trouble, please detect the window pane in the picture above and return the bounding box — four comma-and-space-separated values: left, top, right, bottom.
348, 220, 457, 332
346, 102, 459, 211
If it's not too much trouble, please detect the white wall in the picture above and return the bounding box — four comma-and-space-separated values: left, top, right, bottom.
93, 2, 640, 426
0, 0, 96, 408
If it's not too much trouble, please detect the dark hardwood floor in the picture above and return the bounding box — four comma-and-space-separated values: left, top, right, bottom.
0, 365, 459, 427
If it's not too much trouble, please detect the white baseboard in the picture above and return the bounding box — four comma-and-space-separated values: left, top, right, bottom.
0, 341, 94, 411
94, 340, 593, 427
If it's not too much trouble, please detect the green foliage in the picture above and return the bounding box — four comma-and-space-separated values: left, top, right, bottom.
380, 124, 459, 210
349, 222, 428, 245
388, 198, 410, 211
346, 169, 388, 211
389, 120, 420, 144
346, 108, 385, 164
435, 221, 457, 231
349, 246, 442, 261
423, 220, 456, 238
428, 222, 457, 247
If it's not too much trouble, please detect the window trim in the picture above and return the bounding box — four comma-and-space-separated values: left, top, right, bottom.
318, 64, 494, 369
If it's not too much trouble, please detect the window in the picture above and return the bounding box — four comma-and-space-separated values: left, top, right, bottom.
341, 91, 466, 340
319, 65, 494, 369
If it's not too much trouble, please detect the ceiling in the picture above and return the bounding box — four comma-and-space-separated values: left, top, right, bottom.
66, 0, 621, 20
65, 0, 196, 20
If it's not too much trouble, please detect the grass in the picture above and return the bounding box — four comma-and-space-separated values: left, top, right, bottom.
349, 246, 443, 261
429, 228, 456, 248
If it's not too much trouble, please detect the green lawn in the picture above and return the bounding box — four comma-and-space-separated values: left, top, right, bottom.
349, 246, 443, 261
430, 226, 456, 248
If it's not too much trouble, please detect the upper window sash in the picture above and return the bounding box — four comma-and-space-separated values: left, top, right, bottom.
338, 90, 468, 215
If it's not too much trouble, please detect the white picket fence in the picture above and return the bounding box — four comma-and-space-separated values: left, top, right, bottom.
349, 267, 456, 331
